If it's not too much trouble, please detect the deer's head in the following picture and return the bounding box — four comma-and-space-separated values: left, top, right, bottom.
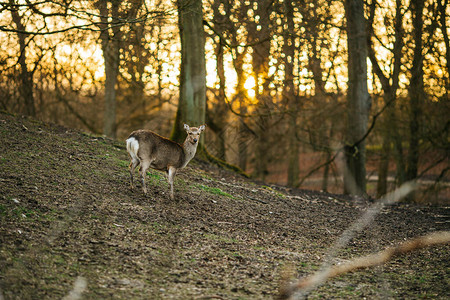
184, 124, 206, 145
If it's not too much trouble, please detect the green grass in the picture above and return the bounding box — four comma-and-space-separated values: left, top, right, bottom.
147, 171, 164, 180
116, 158, 129, 168
262, 185, 286, 198
0, 204, 6, 215
0, 204, 40, 220
195, 184, 234, 199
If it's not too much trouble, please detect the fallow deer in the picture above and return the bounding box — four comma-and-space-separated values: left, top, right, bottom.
126, 124, 206, 200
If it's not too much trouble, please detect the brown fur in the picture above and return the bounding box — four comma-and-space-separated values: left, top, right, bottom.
126, 124, 206, 200
128, 130, 185, 171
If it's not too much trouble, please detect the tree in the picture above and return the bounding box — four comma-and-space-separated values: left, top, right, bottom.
9, 0, 37, 117
406, 0, 425, 183
282, 0, 300, 186
94, 0, 144, 138
218, 0, 252, 171
94, 0, 121, 138
437, 0, 450, 90
344, 0, 371, 196
205, 0, 232, 160
1, 0, 165, 137
367, 0, 405, 196
172, 0, 206, 143
249, 0, 273, 181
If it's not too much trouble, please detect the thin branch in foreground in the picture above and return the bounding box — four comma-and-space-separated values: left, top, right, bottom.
278, 182, 417, 300
62, 276, 87, 300
279, 231, 450, 300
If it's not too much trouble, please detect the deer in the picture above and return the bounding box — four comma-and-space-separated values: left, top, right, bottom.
126, 124, 206, 200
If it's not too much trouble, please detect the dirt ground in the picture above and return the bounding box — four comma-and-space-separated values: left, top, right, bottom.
0, 112, 449, 299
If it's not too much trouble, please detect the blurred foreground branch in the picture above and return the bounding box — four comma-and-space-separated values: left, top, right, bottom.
62, 276, 87, 300
278, 182, 419, 299
279, 231, 450, 299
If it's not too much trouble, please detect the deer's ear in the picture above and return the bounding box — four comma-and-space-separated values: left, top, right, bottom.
184, 124, 190, 131
199, 124, 206, 132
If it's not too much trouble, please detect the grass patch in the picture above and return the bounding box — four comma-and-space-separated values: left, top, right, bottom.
145, 171, 163, 180
262, 185, 286, 198
116, 158, 129, 168
0, 205, 40, 220
195, 184, 234, 199
0, 204, 6, 215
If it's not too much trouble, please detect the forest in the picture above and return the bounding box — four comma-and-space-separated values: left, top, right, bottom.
0, 1, 450, 299
0, 0, 449, 202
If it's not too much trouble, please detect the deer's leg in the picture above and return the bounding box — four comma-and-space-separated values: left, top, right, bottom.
129, 157, 140, 189
167, 166, 177, 200
139, 160, 151, 195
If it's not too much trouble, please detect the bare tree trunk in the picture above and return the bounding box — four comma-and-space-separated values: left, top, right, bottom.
10, 5, 35, 117
95, 0, 122, 138
283, 0, 299, 187
96, 0, 143, 138
230, 41, 249, 171
437, 0, 450, 92
250, 0, 272, 181
255, 114, 270, 181
322, 124, 335, 192
172, 0, 206, 143
344, 0, 371, 196
307, 2, 330, 191
236, 65, 249, 171
155, 22, 164, 109
368, 0, 405, 189
406, 0, 424, 183
206, 2, 230, 160
376, 129, 391, 197
205, 74, 227, 159
101, 43, 120, 138
214, 42, 228, 160
129, 22, 148, 128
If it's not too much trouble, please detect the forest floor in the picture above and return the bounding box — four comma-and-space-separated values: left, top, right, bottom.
0, 111, 449, 299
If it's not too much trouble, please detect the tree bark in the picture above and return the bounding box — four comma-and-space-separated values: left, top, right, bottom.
376, 129, 391, 197
10, 4, 35, 117
437, 0, 450, 91
213, 41, 228, 160
406, 0, 425, 183
233, 52, 249, 171
250, 0, 272, 181
344, 0, 371, 196
95, 0, 122, 138
283, 0, 299, 187
367, 0, 406, 190
101, 42, 120, 138
206, 2, 231, 161
172, 0, 206, 143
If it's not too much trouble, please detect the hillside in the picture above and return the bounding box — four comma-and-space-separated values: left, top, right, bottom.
0, 112, 449, 299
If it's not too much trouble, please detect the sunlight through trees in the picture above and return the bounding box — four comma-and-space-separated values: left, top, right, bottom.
0, 0, 448, 200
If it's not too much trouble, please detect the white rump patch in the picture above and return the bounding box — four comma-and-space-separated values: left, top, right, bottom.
126, 137, 140, 162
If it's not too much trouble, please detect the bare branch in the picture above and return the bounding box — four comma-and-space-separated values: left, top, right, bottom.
279, 231, 450, 300
279, 182, 418, 299
0, 0, 175, 36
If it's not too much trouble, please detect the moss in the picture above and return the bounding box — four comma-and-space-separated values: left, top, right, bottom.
197, 144, 250, 178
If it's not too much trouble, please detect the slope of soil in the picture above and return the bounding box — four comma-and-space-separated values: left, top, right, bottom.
0, 112, 449, 299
